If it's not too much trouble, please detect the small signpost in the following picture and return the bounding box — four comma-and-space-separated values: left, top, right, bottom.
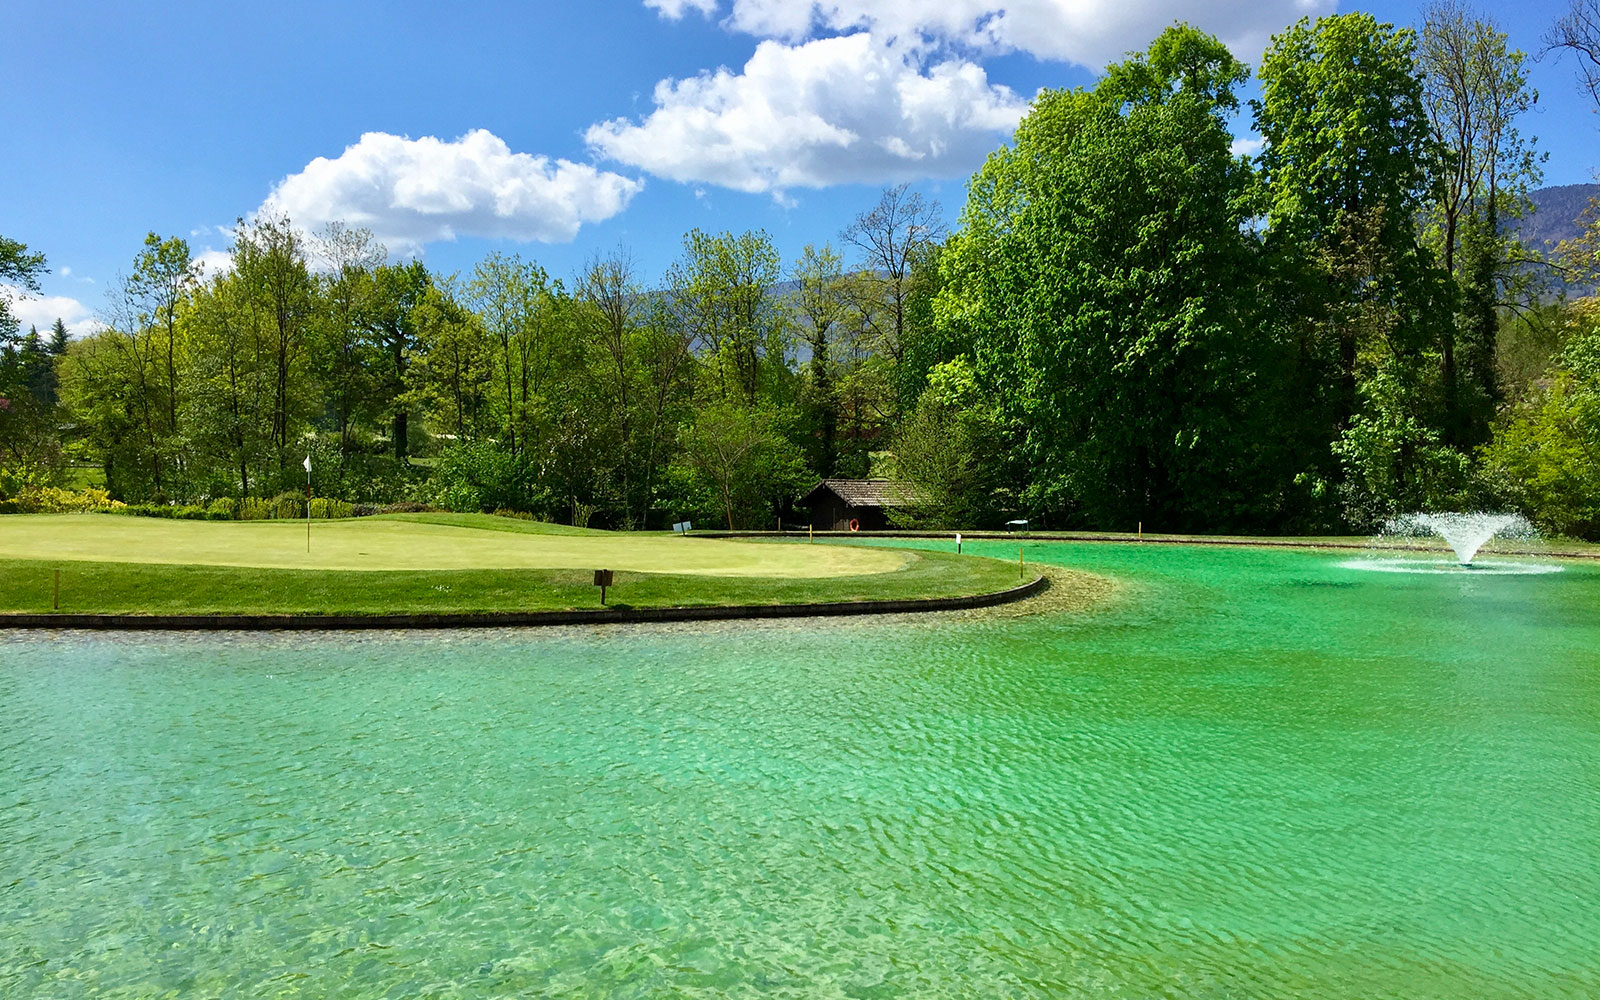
956, 531, 962, 554
594, 568, 614, 605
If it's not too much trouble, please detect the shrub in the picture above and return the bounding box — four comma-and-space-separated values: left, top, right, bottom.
266, 492, 303, 519
427, 443, 541, 513
207, 497, 239, 519
309, 497, 355, 519
1, 487, 126, 514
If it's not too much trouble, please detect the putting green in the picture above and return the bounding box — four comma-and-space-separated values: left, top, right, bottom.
0, 513, 909, 577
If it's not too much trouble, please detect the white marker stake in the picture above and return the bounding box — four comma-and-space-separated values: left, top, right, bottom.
304, 454, 313, 553
956, 532, 962, 554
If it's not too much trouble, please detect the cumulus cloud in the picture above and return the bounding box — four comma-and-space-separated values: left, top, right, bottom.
1, 285, 106, 337
646, 0, 718, 18
585, 34, 1026, 193
191, 248, 233, 277
652, 0, 1333, 69
258, 129, 644, 255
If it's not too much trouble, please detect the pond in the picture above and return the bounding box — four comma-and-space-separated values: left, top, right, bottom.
3, 541, 1598, 998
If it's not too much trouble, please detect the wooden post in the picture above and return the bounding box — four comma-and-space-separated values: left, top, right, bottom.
1138, 521, 1142, 540
1019, 547, 1024, 579
809, 523, 814, 544
53, 569, 60, 611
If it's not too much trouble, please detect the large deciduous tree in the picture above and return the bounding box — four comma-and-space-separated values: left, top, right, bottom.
1256, 12, 1458, 522
1420, 1, 1542, 447
665, 229, 787, 406
936, 25, 1276, 529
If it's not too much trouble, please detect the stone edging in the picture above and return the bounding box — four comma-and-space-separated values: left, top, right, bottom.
703, 530, 1600, 560
0, 575, 1049, 631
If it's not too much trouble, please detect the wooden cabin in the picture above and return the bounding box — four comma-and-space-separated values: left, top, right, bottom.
801, 479, 926, 531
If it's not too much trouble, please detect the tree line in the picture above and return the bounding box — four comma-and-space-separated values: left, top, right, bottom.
5, 3, 1600, 537
1, 199, 937, 530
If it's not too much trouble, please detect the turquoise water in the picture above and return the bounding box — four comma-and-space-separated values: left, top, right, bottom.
3, 541, 1598, 998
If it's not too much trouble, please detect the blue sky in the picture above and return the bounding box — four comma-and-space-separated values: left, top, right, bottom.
2, 0, 1594, 334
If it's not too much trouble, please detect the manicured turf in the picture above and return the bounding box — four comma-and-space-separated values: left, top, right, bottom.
0, 512, 906, 576
0, 513, 1030, 615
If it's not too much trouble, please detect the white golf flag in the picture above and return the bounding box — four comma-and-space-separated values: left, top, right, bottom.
303, 455, 312, 474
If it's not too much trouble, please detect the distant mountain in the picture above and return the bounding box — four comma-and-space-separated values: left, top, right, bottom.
1516, 183, 1596, 253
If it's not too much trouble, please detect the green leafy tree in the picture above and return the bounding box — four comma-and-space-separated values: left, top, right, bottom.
573, 250, 643, 521
126, 232, 199, 438
406, 281, 491, 443
181, 270, 275, 496
1, 235, 48, 343
59, 327, 160, 499
792, 243, 846, 477
362, 261, 431, 459
1256, 12, 1452, 522
230, 216, 316, 478
888, 358, 1009, 527
677, 402, 807, 530
1098, 22, 1249, 111
469, 252, 564, 457
1420, 1, 1543, 446
1483, 306, 1600, 537
310, 223, 386, 458
0, 325, 66, 494
937, 26, 1277, 529
665, 229, 787, 406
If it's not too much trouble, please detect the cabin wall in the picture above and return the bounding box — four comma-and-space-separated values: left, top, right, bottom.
806, 492, 891, 530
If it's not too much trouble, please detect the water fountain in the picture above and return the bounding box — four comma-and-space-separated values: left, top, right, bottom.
1344, 511, 1562, 575
1384, 512, 1533, 565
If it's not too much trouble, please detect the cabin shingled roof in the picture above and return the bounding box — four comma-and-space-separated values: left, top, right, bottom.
802, 478, 929, 508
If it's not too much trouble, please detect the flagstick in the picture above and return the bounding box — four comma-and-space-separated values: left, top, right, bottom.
305, 455, 312, 554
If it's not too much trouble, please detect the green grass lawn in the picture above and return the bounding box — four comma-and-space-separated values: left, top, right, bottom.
0, 513, 1028, 615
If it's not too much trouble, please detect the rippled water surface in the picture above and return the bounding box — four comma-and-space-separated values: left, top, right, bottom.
3, 541, 1599, 998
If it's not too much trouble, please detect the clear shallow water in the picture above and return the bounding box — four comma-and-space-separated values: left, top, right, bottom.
3, 541, 1598, 998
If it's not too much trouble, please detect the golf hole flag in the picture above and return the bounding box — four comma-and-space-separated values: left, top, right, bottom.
303, 455, 312, 474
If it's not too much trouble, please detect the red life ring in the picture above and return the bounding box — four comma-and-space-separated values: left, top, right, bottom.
848, 518, 860, 532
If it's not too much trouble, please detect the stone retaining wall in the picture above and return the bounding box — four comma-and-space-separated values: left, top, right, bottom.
0, 575, 1048, 631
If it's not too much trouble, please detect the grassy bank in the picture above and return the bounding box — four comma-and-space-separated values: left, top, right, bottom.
0, 513, 1031, 615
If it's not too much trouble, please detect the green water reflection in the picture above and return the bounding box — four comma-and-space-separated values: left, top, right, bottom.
2, 541, 1598, 997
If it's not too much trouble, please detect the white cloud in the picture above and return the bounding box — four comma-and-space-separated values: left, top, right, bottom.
257, 129, 644, 255
191, 248, 233, 277
653, 0, 1333, 69
646, 0, 718, 18
585, 34, 1026, 193
2, 284, 106, 337
1231, 135, 1264, 157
